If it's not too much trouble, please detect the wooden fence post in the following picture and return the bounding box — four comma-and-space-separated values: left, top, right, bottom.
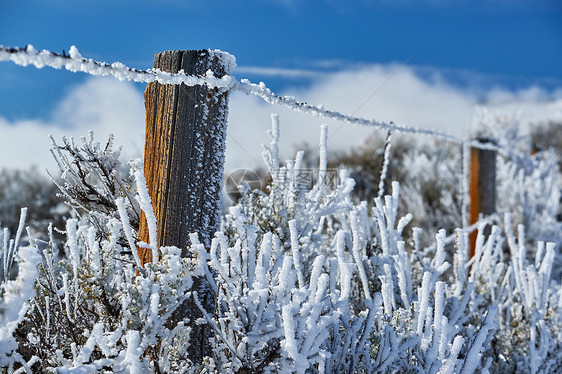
138, 49, 233, 362
139, 49, 232, 257
468, 138, 497, 258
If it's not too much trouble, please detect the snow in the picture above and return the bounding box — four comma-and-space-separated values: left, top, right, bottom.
460, 307, 497, 374
350, 211, 371, 300
116, 197, 142, 268
438, 336, 465, 374
122, 330, 143, 374
282, 305, 307, 370
0, 246, 41, 369
134, 168, 158, 262
377, 131, 393, 198
289, 219, 305, 288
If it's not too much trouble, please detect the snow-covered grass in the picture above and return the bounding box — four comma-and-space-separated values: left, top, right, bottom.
0, 113, 561, 373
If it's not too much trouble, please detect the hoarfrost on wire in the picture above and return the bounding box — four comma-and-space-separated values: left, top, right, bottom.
0, 45, 236, 90
0, 44, 504, 151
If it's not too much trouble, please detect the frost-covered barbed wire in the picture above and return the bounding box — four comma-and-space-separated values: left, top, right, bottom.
0, 45, 235, 89
237, 78, 504, 153
0, 44, 503, 152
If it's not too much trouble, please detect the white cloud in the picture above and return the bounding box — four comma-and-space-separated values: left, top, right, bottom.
0, 77, 145, 171
235, 66, 327, 79
1, 66, 560, 175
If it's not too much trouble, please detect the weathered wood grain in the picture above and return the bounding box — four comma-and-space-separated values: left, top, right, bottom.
138, 50, 231, 363
139, 50, 230, 262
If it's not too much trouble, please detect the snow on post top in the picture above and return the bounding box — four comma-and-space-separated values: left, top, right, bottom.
208, 49, 236, 75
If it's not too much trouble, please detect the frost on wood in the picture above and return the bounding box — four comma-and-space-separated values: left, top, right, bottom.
140, 49, 231, 254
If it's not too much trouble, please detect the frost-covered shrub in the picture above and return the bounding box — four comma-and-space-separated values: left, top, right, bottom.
2, 114, 562, 373
14, 168, 200, 373
318, 115, 562, 253
531, 120, 562, 171
496, 125, 561, 245
0, 167, 68, 241
204, 116, 562, 373
48, 131, 140, 236
0, 211, 42, 372
316, 132, 464, 249
210, 118, 493, 373
472, 217, 562, 373
475, 111, 562, 275
399, 139, 463, 247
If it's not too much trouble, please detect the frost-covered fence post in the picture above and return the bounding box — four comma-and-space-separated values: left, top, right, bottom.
139, 50, 234, 363
138, 49, 233, 262
468, 138, 496, 258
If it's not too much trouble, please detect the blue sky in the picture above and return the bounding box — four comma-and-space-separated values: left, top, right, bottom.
0, 0, 561, 170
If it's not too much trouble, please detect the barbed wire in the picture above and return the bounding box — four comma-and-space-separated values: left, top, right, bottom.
236, 79, 503, 153
0, 45, 235, 89
0, 44, 503, 153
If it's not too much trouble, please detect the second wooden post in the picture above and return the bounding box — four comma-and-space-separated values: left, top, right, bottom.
468, 139, 497, 258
